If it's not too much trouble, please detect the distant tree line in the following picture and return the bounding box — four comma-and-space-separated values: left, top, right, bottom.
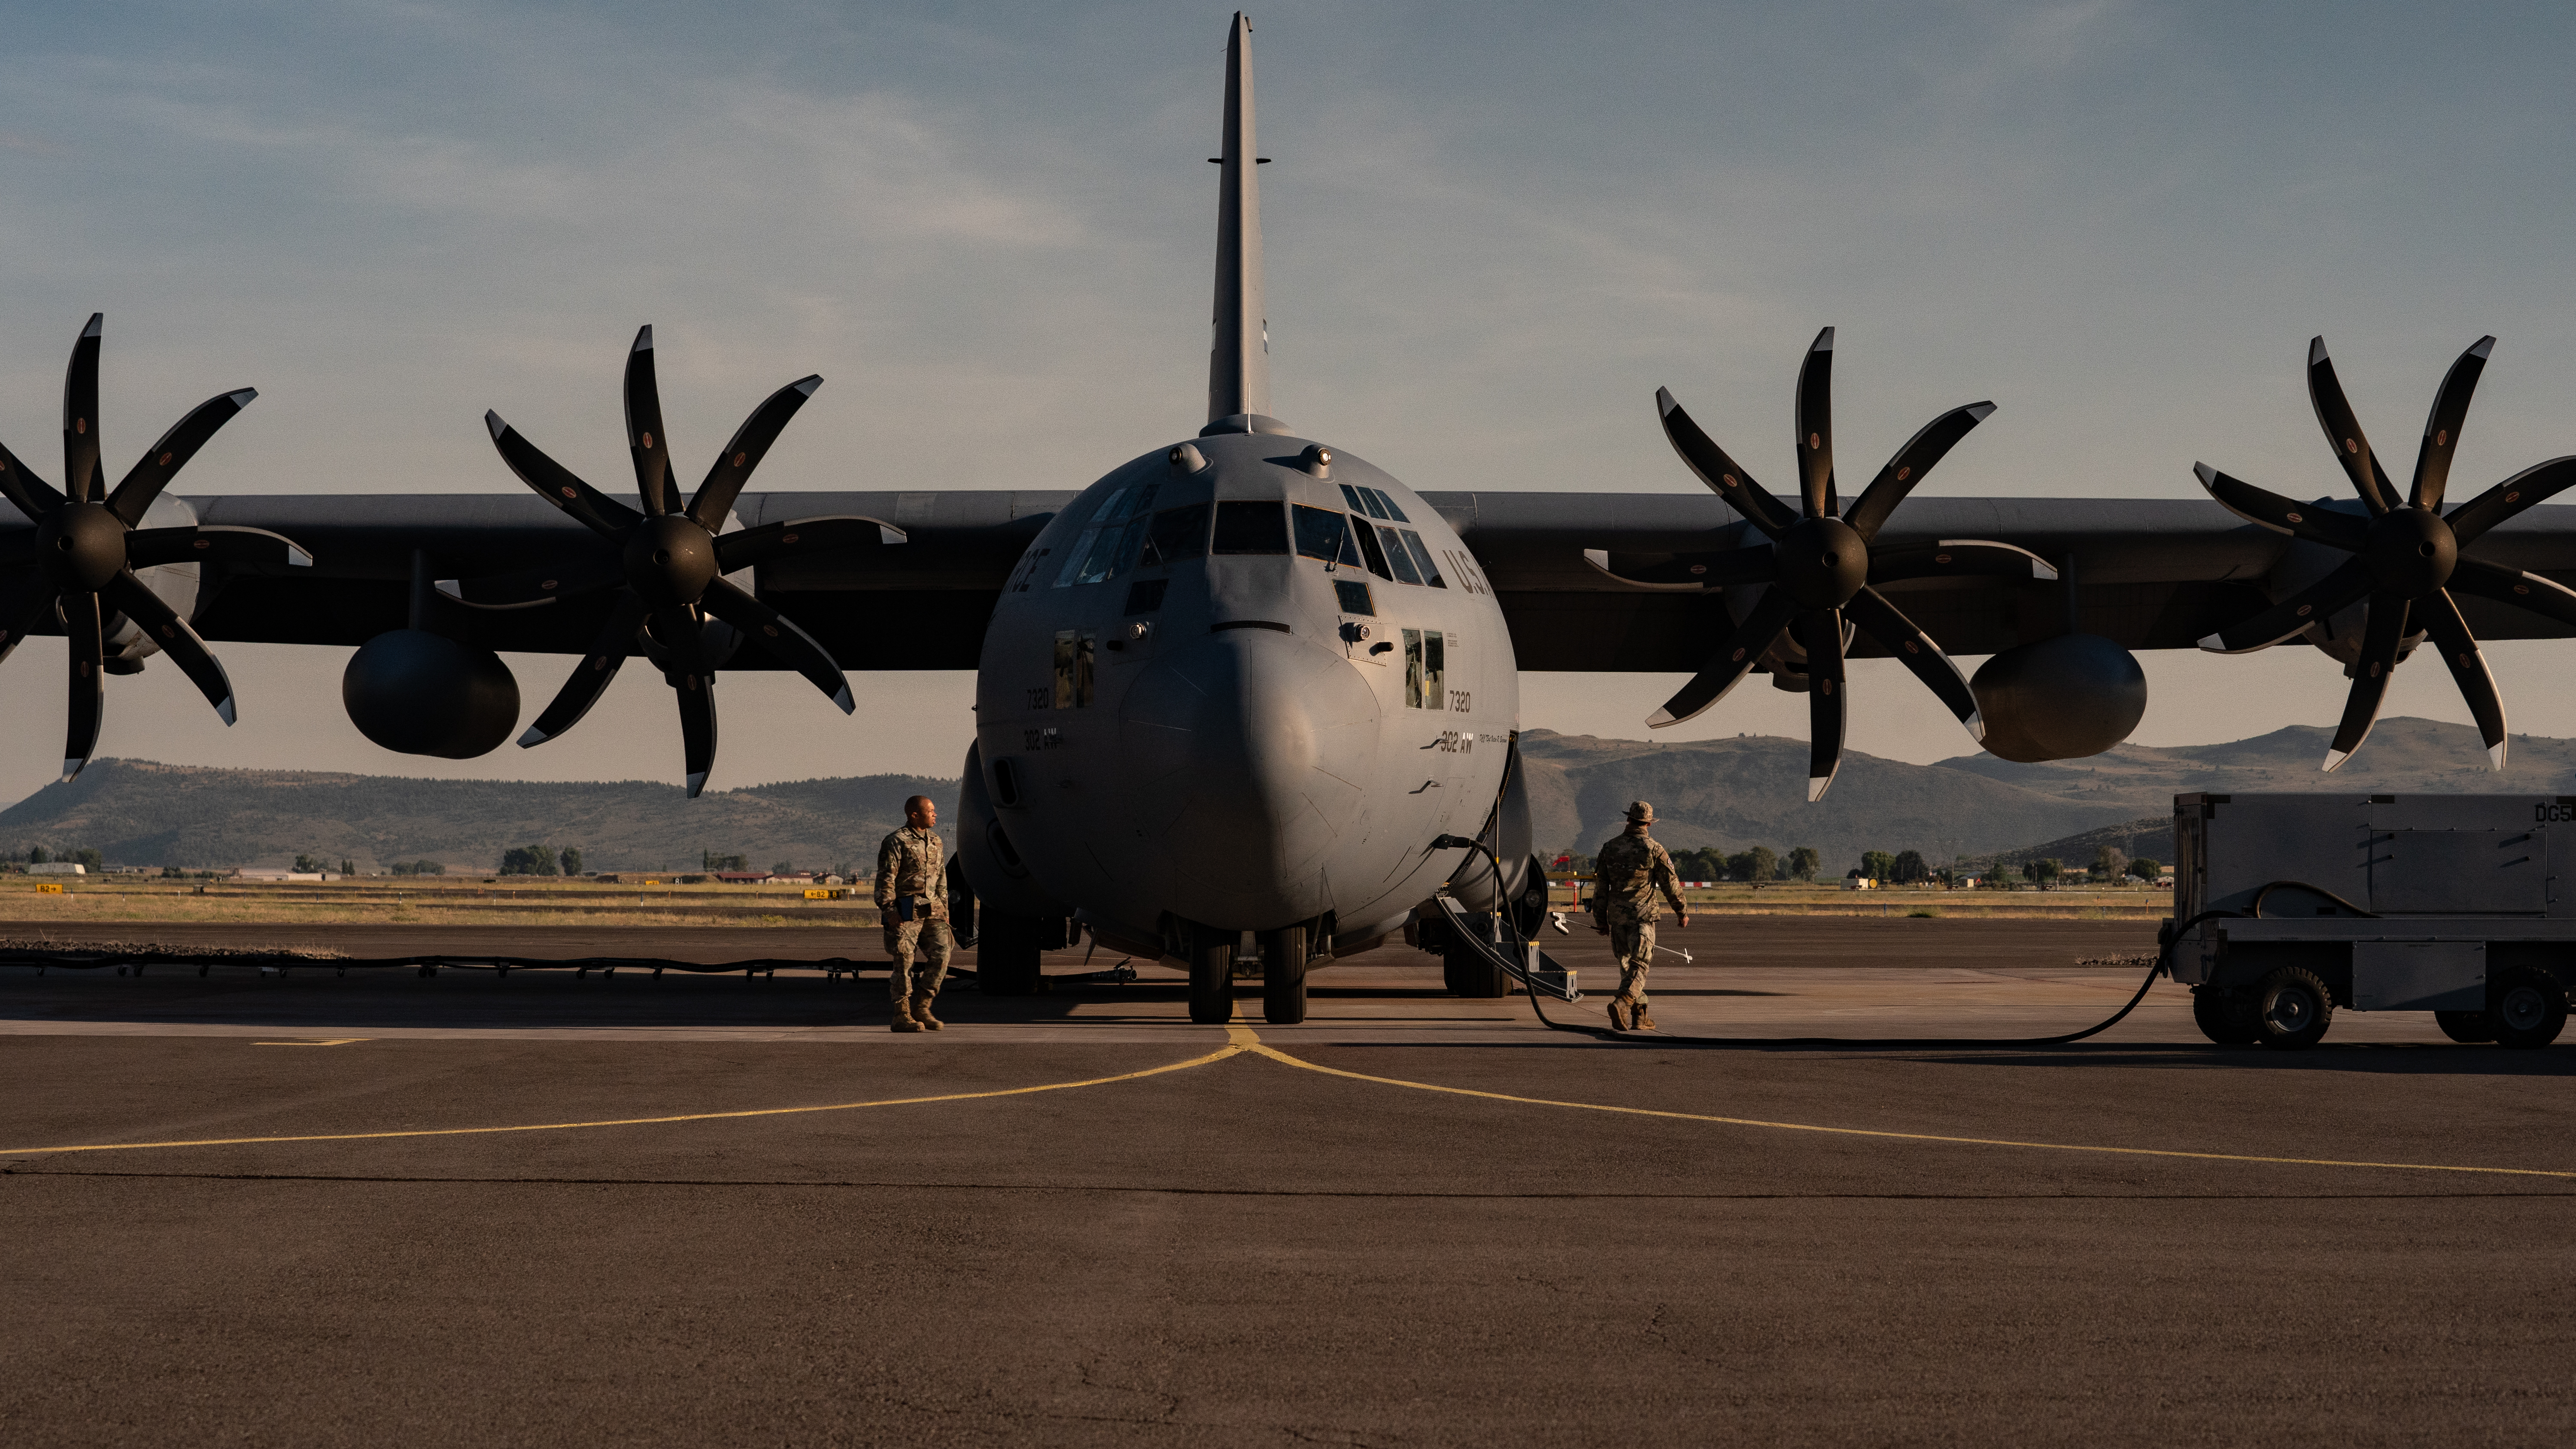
499, 844, 583, 876
14, 845, 104, 869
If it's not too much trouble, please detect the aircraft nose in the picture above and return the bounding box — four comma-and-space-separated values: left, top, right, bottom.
1121, 626, 1381, 929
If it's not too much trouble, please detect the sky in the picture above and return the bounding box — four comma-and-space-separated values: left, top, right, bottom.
4, 0, 2576, 804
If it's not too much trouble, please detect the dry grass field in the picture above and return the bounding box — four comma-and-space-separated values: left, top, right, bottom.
0, 876, 879, 930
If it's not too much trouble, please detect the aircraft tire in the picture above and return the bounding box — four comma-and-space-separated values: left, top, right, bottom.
1188, 933, 1236, 1024
976, 910, 1043, 997
1442, 939, 1509, 999
1261, 925, 1309, 1025
2489, 968, 2568, 1050
2190, 985, 2260, 1046
2252, 965, 2333, 1051
2434, 1009, 2496, 1044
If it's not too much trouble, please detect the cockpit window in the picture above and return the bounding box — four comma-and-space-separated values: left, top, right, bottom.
1397, 530, 1446, 588
1292, 504, 1348, 561
1341, 482, 1388, 521
1370, 488, 1410, 524
1141, 503, 1209, 567
1054, 482, 1161, 586
1211, 500, 1290, 555
1381, 524, 1423, 585
1348, 515, 1393, 579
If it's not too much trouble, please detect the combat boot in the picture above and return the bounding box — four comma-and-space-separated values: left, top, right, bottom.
912, 994, 945, 1031
1605, 998, 1631, 1031
1630, 1002, 1657, 1031
890, 1000, 924, 1034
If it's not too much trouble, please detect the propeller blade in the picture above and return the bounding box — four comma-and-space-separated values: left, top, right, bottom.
1577, 542, 1777, 591
2410, 336, 2493, 512
63, 314, 101, 503
686, 375, 824, 533
640, 604, 718, 795
518, 590, 649, 748
106, 388, 258, 526
1794, 327, 1835, 519
1801, 608, 1847, 800
624, 326, 672, 517
2444, 555, 2576, 631
2442, 456, 2576, 546
1842, 402, 1995, 542
713, 514, 907, 574
2306, 336, 2397, 515
0, 570, 51, 666
1655, 388, 1798, 538
1843, 585, 1982, 744
62, 589, 102, 780
698, 576, 854, 713
123, 524, 313, 572
1866, 539, 2058, 586
435, 552, 622, 609
2196, 556, 2374, 653
99, 570, 235, 724
2415, 589, 2506, 770
484, 411, 643, 539
0, 438, 64, 523
2324, 594, 2409, 770
1644, 585, 1799, 728
2192, 463, 2370, 552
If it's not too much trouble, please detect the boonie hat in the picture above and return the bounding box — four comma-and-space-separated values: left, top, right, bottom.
1625, 800, 1655, 822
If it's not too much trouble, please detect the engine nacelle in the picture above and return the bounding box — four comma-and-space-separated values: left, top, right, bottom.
1970, 633, 2147, 764
342, 630, 521, 759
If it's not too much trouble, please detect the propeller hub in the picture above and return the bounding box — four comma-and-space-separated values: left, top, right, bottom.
2363, 506, 2455, 596
36, 500, 127, 592
1774, 516, 1867, 609
623, 514, 718, 607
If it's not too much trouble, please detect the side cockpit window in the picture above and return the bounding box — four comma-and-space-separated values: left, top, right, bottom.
1054, 483, 1160, 587
1397, 530, 1446, 588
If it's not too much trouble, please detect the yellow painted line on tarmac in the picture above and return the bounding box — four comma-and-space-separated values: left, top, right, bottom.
0, 1039, 1246, 1158
1236, 1038, 2576, 1182
252, 1039, 368, 1047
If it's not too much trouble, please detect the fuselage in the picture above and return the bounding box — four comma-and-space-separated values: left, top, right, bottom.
972, 423, 1515, 952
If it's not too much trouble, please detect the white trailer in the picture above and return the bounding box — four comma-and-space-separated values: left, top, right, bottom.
2169, 792, 2572, 1049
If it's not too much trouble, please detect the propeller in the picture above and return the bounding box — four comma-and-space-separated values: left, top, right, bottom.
451, 325, 899, 797
2195, 334, 2576, 772
0, 314, 304, 781
1635, 327, 2033, 800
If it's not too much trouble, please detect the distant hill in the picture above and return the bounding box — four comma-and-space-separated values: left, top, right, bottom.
6, 714, 2562, 876
1962, 817, 2172, 875
0, 761, 952, 873
1525, 716, 2576, 874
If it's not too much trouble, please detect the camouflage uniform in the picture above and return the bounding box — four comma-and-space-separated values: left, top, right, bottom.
1592, 829, 1686, 1010
875, 825, 952, 1006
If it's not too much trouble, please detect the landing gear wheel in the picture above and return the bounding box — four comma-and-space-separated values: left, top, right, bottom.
1443, 937, 1509, 999
1188, 930, 1235, 1025
2434, 1009, 2496, 1044
2489, 968, 2567, 1049
2191, 985, 2260, 1046
1260, 925, 1309, 1025
975, 909, 1043, 997
2253, 965, 2333, 1050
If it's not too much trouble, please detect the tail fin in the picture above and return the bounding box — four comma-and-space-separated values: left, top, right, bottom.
1207, 11, 1273, 429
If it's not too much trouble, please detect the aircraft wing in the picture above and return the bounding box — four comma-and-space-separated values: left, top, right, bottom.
1434, 492, 2576, 670
17, 488, 2576, 675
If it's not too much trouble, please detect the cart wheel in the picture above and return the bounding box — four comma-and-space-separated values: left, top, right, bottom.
2253, 965, 2333, 1050
2489, 968, 2567, 1050
2433, 1009, 2495, 1044
2190, 985, 2260, 1045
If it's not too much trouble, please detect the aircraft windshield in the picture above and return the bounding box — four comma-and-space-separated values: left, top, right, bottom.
1292, 504, 1347, 561
1055, 483, 1161, 586
1211, 500, 1289, 555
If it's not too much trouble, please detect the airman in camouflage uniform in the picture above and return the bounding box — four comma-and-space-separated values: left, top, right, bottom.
1591, 800, 1689, 1031
875, 794, 952, 1032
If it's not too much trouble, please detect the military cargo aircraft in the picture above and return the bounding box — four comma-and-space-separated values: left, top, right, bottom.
8, 13, 2576, 1026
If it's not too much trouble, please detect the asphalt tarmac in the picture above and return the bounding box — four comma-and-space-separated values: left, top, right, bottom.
3, 917, 2570, 1446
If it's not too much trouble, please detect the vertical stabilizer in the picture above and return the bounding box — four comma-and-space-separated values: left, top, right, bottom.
1207, 12, 1273, 427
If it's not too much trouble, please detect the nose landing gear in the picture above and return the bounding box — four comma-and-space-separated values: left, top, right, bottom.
1259, 924, 1309, 1025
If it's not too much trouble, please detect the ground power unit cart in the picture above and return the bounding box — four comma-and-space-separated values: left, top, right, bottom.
2170, 792, 2575, 1049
